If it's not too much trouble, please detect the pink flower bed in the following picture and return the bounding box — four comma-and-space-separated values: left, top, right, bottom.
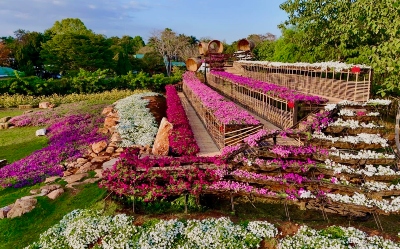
183, 72, 260, 125
165, 85, 200, 156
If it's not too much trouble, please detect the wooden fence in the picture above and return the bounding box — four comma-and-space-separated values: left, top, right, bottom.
207, 73, 298, 129
182, 81, 263, 149
234, 61, 371, 102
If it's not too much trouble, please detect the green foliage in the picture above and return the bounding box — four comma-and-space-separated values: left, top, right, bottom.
280, 0, 400, 96
0, 126, 48, 163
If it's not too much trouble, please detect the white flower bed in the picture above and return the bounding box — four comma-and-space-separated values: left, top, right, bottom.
115, 92, 159, 147
25, 210, 277, 249
328, 118, 383, 129
323, 159, 400, 177
329, 148, 395, 160
337, 99, 391, 106
312, 132, 388, 147
279, 225, 400, 249
338, 109, 380, 117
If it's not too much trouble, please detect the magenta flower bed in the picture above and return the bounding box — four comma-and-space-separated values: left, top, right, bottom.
183, 72, 260, 125
165, 85, 200, 156
0, 114, 105, 188
211, 71, 328, 104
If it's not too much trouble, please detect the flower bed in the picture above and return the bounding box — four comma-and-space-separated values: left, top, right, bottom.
165, 85, 200, 156
310, 132, 388, 149
114, 92, 160, 147
182, 71, 263, 148
0, 114, 105, 188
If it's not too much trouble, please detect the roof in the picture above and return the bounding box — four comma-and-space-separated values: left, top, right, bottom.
134, 54, 145, 59
0, 67, 17, 77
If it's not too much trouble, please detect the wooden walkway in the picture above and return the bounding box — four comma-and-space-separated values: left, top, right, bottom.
178, 91, 298, 157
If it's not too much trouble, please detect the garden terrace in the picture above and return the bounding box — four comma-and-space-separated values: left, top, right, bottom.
233, 61, 371, 102
182, 72, 263, 149
207, 71, 328, 129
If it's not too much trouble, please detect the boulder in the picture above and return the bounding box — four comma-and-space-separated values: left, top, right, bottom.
0, 116, 11, 123
101, 106, 114, 116
40, 184, 61, 195
92, 140, 108, 154
94, 169, 104, 178
23, 110, 33, 114
91, 156, 110, 163
0, 123, 9, 130
152, 117, 173, 156
7, 198, 37, 218
98, 128, 109, 134
35, 128, 47, 136
44, 176, 60, 184
0, 205, 14, 219
0, 159, 7, 167
63, 171, 73, 177
83, 178, 100, 184
47, 188, 64, 200
39, 102, 51, 109
115, 147, 124, 153
104, 117, 118, 128
110, 133, 122, 142
29, 189, 41, 195
102, 158, 119, 170
76, 158, 88, 164
76, 162, 96, 174
108, 141, 119, 147
105, 147, 115, 154
63, 173, 88, 184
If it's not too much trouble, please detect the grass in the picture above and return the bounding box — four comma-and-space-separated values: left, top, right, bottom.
0, 126, 48, 163
0, 183, 45, 207
0, 108, 24, 119
0, 183, 107, 249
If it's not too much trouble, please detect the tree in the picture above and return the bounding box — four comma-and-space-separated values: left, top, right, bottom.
41, 32, 113, 74
0, 39, 13, 67
247, 33, 276, 46
45, 18, 92, 36
148, 28, 192, 60
279, 0, 400, 95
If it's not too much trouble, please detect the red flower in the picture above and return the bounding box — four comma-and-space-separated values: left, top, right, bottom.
288, 101, 295, 109
351, 66, 361, 73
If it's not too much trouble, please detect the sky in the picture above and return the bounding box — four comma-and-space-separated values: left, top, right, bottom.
0, 0, 289, 44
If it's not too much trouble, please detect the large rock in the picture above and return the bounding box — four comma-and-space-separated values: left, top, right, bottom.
91, 156, 110, 163
152, 117, 173, 156
102, 158, 119, 170
35, 128, 47, 136
101, 106, 114, 116
63, 173, 88, 184
94, 169, 104, 178
105, 147, 115, 154
110, 133, 122, 142
47, 188, 64, 200
0, 205, 14, 219
76, 158, 88, 164
104, 117, 119, 128
40, 184, 61, 195
39, 102, 51, 109
44, 176, 60, 183
92, 141, 108, 154
7, 198, 37, 218
76, 162, 96, 174
0, 116, 11, 123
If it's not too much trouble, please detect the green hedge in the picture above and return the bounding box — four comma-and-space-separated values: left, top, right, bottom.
0, 69, 182, 96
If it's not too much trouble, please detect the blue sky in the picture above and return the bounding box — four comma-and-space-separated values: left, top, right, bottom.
0, 0, 288, 43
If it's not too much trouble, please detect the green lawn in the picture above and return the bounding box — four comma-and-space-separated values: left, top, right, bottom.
0, 183, 107, 249
0, 126, 48, 163
0, 108, 24, 119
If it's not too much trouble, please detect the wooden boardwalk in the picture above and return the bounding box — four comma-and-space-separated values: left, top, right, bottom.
178, 91, 298, 157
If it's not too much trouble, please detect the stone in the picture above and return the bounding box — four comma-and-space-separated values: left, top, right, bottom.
29, 189, 40, 195
89, 152, 98, 158
39, 102, 51, 109
94, 169, 103, 178
91, 156, 110, 163
92, 140, 108, 154
0, 116, 11, 123
40, 184, 61, 195
101, 106, 114, 115
108, 141, 119, 147
102, 158, 119, 170
104, 117, 119, 128
0, 205, 14, 219
47, 188, 64, 200
115, 147, 124, 153
21, 195, 38, 200
0, 159, 7, 167
112, 153, 121, 157
108, 126, 117, 134
7, 198, 37, 218
63, 173, 88, 184
63, 171, 73, 177
76, 162, 96, 174
23, 110, 33, 114
105, 147, 115, 154
82, 178, 100, 184
35, 128, 47, 136
66, 182, 80, 189
76, 158, 88, 164
152, 117, 173, 156
98, 127, 109, 134
110, 133, 122, 142
44, 176, 60, 183
0, 123, 9, 130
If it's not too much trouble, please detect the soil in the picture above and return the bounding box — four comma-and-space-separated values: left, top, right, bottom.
143, 95, 167, 126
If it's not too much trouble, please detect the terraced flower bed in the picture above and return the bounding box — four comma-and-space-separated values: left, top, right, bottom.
182, 72, 263, 148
